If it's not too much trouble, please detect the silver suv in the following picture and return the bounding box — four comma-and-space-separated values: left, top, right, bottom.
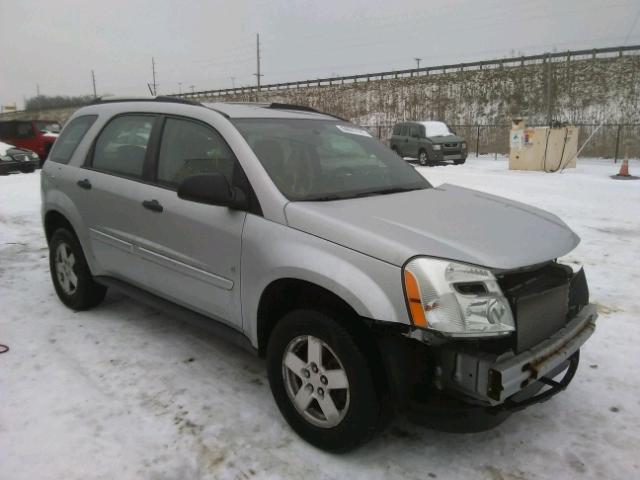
42, 98, 597, 452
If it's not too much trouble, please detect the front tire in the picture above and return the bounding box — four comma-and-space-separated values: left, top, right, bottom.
267, 309, 382, 452
418, 149, 429, 166
49, 228, 107, 310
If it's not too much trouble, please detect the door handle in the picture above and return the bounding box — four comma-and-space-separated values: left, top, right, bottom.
77, 178, 92, 190
142, 199, 163, 213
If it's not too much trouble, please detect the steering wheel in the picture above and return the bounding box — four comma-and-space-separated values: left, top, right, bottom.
289, 150, 315, 196
334, 166, 355, 177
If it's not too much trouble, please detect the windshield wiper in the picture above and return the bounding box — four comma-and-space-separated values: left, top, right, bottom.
350, 186, 424, 198
302, 186, 424, 202
301, 194, 350, 201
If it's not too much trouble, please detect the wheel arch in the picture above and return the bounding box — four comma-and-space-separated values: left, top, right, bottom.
43, 206, 98, 274
257, 278, 362, 354
256, 277, 394, 399
44, 209, 77, 244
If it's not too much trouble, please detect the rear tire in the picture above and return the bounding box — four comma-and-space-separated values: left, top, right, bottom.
418, 149, 429, 166
267, 309, 382, 452
454, 159, 466, 165
49, 228, 107, 310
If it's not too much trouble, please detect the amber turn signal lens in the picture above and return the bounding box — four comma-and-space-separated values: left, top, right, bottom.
403, 269, 428, 328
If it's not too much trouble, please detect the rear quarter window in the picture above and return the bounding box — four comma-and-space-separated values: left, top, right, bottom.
49, 115, 98, 164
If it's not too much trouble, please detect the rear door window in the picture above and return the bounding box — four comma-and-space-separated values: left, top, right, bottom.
91, 115, 155, 178
49, 115, 97, 164
16, 122, 34, 138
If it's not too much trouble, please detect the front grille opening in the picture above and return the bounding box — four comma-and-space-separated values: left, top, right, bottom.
497, 262, 574, 354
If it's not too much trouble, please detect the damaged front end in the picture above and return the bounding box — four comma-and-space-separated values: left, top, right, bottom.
398, 259, 597, 429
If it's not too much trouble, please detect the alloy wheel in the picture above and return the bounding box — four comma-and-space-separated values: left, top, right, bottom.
55, 242, 78, 295
282, 335, 350, 428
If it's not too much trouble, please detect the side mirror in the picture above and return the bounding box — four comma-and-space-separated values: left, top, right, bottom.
177, 173, 247, 210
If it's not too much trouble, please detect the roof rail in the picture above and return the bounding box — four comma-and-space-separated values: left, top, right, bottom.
267, 103, 347, 121
267, 103, 320, 114
212, 101, 347, 121
90, 96, 200, 106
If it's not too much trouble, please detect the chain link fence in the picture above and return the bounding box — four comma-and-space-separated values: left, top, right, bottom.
362, 123, 640, 160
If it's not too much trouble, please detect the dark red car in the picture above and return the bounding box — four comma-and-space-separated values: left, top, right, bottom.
0, 119, 61, 166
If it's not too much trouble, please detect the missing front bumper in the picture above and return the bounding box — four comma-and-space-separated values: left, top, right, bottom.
436, 303, 597, 406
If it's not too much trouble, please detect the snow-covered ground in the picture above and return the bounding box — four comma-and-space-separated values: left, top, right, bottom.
1, 156, 639, 480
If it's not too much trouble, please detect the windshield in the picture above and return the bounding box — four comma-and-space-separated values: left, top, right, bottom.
36, 121, 61, 133
421, 121, 453, 137
233, 119, 430, 201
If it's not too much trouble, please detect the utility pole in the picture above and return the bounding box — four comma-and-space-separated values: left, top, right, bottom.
190, 85, 195, 94
231, 76, 236, 88
36, 84, 40, 96
178, 82, 182, 94
415, 57, 422, 69
151, 57, 158, 95
254, 33, 263, 90
91, 70, 97, 98
545, 53, 552, 125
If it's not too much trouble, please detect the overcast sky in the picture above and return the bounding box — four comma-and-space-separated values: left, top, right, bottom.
1, 0, 639, 108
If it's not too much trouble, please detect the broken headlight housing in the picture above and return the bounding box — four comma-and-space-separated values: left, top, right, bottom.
403, 257, 515, 337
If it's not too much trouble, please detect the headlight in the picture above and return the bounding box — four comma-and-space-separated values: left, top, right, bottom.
461, 142, 467, 149
432, 144, 441, 151
403, 257, 515, 337
30, 152, 38, 159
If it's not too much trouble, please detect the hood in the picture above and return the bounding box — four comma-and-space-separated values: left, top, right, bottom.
0, 141, 14, 156
285, 184, 580, 270
428, 134, 465, 143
